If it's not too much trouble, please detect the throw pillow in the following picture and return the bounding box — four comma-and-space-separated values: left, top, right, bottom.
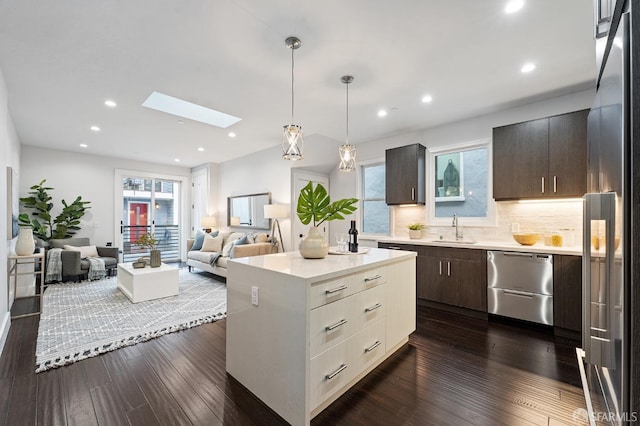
230, 235, 249, 259
191, 229, 207, 251
222, 233, 245, 257
63, 244, 99, 258
254, 233, 269, 243
201, 234, 223, 252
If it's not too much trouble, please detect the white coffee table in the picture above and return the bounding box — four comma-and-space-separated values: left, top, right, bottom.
117, 262, 179, 303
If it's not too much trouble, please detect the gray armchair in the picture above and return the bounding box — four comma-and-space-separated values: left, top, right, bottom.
49, 238, 119, 281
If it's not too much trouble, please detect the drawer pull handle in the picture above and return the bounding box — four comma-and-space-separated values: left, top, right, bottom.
503, 289, 534, 298
386, 246, 402, 250
325, 363, 347, 380
365, 340, 382, 353
325, 285, 348, 294
365, 303, 382, 313
325, 319, 348, 331
364, 274, 382, 282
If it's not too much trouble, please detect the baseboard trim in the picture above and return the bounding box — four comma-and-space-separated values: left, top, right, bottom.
0, 312, 11, 358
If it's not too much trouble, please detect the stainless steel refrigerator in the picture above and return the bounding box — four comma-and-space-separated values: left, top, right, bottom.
581, 1, 639, 423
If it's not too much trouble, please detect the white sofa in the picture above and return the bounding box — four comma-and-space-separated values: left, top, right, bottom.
186, 231, 274, 278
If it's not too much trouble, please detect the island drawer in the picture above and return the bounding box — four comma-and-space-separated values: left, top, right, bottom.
310, 275, 356, 309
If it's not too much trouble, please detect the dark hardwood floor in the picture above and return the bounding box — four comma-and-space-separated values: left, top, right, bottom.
0, 303, 589, 425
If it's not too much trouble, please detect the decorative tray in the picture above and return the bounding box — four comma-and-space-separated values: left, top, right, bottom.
328, 247, 370, 255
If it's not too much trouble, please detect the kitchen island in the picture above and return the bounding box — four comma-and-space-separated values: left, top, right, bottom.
226, 248, 416, 426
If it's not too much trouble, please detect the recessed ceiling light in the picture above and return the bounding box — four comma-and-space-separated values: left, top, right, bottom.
90, 125, 100, 132
505, 0, 524, 14
174, 158, 181, 162
79, 143, 88, 148
521, 62, 536, 73
228, 132, 236, 138
377, 109, 388, 117
177, 120, 185, 125
197, 147, 204, 152
142, 91, 242, 128
422, 95, 433, 103
104, 100, 117, 108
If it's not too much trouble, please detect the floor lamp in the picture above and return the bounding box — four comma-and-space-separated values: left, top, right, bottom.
264, 204, 288, 252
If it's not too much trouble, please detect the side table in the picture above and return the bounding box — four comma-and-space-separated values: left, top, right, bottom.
7, 250, 46, 319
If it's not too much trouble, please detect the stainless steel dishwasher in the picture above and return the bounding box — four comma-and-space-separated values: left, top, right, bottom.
487, 251, 553, 325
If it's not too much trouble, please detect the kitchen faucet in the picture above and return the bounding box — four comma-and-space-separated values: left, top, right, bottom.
452, 214, 463, 240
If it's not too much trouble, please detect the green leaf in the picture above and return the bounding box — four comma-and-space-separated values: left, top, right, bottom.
297, 181, 358, 227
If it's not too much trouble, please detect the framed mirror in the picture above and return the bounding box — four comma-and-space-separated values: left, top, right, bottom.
227, 192, 271, 229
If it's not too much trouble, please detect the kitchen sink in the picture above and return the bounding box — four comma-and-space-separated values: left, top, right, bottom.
430, 239, 477, 244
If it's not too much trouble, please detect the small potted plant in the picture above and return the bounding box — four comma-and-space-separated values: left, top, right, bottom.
407, 223, 426, 239
136, 232, 161, 267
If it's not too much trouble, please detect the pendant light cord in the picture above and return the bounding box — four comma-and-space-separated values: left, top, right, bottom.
345, 82, 349, 144
291, 47, 295, 123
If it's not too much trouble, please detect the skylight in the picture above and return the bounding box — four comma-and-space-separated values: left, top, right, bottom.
142, 91, 241, 128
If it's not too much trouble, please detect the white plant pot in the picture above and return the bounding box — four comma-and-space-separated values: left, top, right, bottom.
15, 227, 36, 255
299, 226, 329, 259
409, 229, 423, 239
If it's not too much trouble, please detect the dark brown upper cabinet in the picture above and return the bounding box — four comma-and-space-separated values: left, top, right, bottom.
493, 109, 588, 200
385, 143, 426, 205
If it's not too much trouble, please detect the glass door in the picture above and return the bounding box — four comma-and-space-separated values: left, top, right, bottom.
121, 177, 181, 262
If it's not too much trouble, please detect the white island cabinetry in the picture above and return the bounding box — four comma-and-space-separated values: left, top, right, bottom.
226, 248, 416, 426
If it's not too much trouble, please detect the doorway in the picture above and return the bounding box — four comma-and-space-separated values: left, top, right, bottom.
115, 171, 189, 263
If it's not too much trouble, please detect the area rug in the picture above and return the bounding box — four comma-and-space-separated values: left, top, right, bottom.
35, 269, 226, 372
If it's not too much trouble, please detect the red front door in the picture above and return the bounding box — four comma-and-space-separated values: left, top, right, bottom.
129, 202, 149, 242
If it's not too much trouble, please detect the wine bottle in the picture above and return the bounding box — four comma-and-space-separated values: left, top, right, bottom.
348, 220, 358, 253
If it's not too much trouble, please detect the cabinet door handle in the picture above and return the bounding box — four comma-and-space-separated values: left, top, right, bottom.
325, 285, 348, 294
447, 261, 451, 277
325, 364, 347, 380
364, 274, 382, 282
553, 175, 557, 193
365, 303, 382, 312
325, 319, 348, 331
364, 340, 382, 353
439, 260, 442, 275
541, 176, 545, 194
411, 187, 415, 201
385, 246, 402, 250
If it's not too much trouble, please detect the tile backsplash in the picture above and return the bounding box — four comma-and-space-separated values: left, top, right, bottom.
392, 199, 583, 247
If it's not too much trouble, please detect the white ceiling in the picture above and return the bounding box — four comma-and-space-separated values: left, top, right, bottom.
0, 0, 595, 168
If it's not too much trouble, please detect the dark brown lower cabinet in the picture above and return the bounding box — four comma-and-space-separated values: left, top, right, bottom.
553, 255, 583, 336
379, 242, 486, 313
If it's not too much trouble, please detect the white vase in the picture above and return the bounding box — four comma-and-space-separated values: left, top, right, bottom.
299, 226, 329, 259
15, 227, 35, 255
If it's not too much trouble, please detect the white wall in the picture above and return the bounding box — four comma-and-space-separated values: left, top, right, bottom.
20, 146, 191, 247
0, 66, 21, 357
216, 134, 340, 248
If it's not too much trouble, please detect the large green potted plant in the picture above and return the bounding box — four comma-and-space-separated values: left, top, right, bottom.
296, 181, 358, 258
18, 179, 91, 243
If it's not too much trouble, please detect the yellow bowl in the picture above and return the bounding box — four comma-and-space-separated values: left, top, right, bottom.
512, 233, 541, 246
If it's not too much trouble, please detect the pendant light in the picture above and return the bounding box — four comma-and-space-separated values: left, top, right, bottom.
282, 36, 303, 161
339, 75, 356, 172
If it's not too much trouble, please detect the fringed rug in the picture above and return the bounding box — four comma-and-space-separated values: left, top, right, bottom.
35, 268, 226, 372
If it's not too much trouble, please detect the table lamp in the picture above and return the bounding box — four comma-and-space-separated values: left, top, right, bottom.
200, 216, 217, 233
264, 204, 288, 252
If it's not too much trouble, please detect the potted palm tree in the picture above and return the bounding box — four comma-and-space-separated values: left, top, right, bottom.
296, 182, 358, 259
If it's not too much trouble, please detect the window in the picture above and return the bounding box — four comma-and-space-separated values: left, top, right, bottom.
360, 162, 390, 234
428, 139, 495, 226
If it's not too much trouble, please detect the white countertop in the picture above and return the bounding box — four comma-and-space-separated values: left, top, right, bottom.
377, 237, 583, 256
228, 247, 416, 282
